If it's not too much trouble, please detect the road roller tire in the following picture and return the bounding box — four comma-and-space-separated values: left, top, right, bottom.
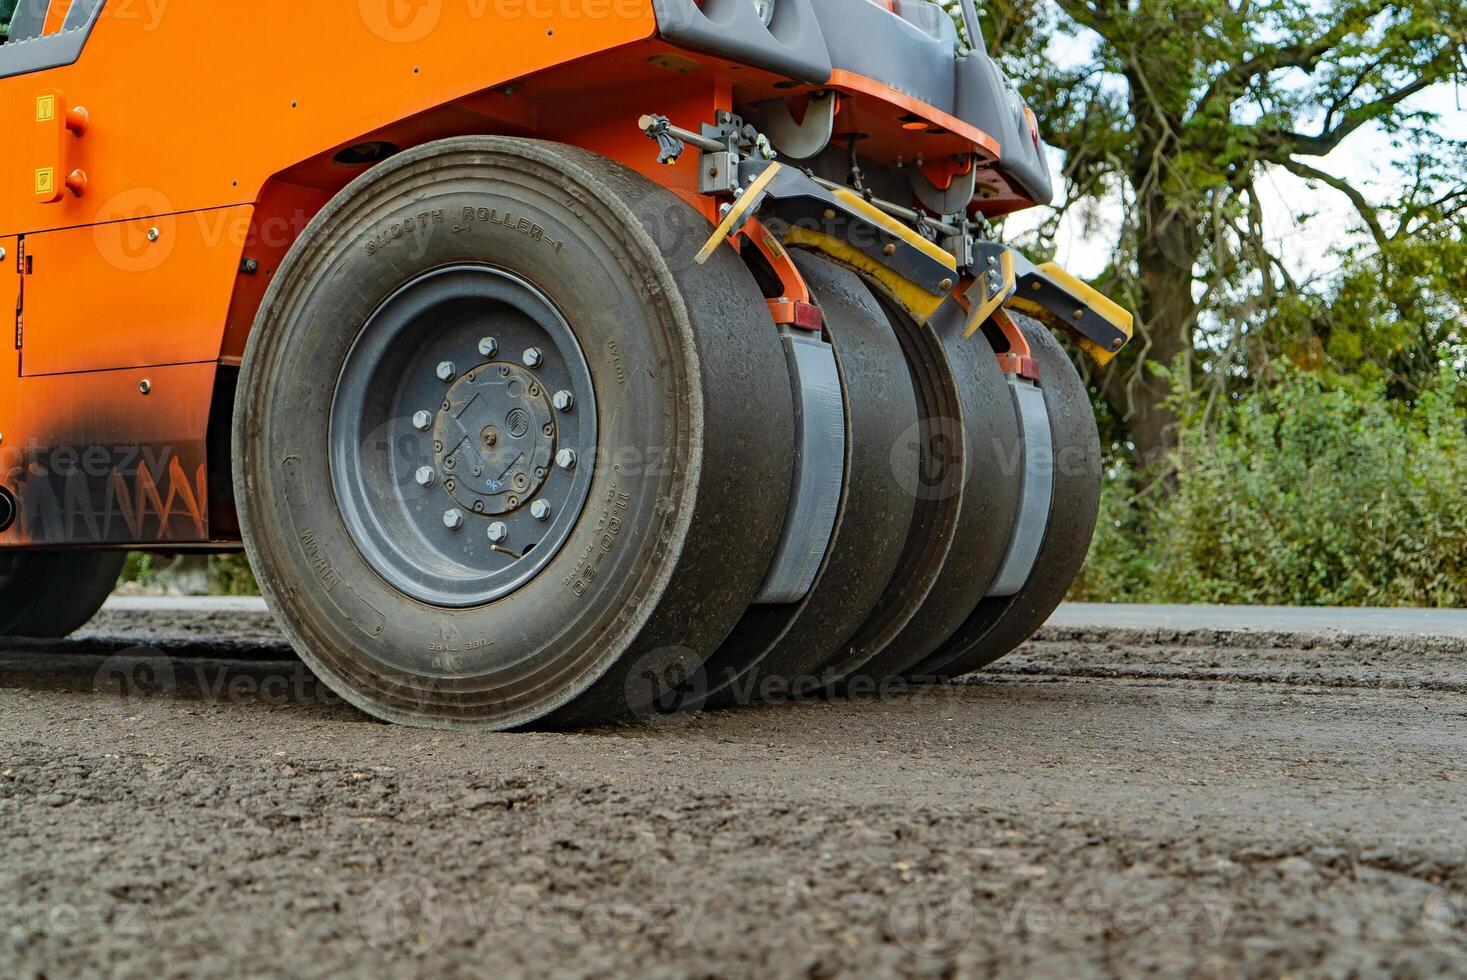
0, 550, 125, 638
911, 314, 1101, 679
234, 136, 794, 730
819, 288, 1022, 691
698, 251, 919, 706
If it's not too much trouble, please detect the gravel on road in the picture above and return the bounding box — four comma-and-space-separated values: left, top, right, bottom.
2, 604, 1465, 978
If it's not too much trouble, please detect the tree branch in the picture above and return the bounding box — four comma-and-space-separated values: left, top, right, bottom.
1275, 158, 1389, 247
1275, 75, 1438, 156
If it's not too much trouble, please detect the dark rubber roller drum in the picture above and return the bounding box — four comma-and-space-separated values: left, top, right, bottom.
820, 288, 1022, 691
698, 250, 919, 706
909, 313, 1101, 680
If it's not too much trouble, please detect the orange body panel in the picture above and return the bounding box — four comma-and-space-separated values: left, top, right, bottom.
7, 362, 215, 546
1, 5, 660, 236
22, 205, 251, 375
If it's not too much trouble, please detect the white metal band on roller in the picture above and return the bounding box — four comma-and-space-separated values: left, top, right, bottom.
754, 330, 846, 605
987, 375, 1054, 598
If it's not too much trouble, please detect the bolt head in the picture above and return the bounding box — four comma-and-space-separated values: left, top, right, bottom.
138, 380, 152, 395
478, 337, 498, 358
522, 347, 544, 369
486, 521, 509, 544
415, 466, 436, 488
0, 247, 7, 262
555, 449, 577, 471
412, 410, 433, 431
552, 390, 574, 413
437, 361, 457, 382
530, 500, 552, 521
147, 227, 161, 243
443, 509, 465, 531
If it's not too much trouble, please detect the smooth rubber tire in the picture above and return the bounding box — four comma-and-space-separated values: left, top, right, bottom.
700, 251, 919, 707
819, 287, 1022, 690
0, 550, 124, 638
235, 136, 794, 730
911, 314, 1101, 678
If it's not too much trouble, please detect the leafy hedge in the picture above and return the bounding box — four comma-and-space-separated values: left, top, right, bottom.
1073, 366, 1467, 607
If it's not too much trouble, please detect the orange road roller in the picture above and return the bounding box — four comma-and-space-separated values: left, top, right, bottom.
0, 0, 1131, 727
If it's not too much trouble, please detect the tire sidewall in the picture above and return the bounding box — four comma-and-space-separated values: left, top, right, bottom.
235, 138, 704, 728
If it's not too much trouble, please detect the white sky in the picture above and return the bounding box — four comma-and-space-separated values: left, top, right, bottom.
1002, 41, 1467, 285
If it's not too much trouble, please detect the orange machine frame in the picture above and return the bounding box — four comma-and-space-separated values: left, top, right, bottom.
0, 0, 1009, 549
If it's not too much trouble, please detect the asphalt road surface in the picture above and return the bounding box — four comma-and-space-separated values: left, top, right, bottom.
3, 602, 1466, 978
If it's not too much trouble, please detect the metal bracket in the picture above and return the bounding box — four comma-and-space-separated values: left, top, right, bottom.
746, 90, 838, 160
909, 159, 977, 216
961, 241, 1017, 338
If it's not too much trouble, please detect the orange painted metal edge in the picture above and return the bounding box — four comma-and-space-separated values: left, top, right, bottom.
826, 70, 1002, 159
43, 0, 75, 35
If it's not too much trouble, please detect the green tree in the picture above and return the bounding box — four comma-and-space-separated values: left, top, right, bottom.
977, 0, 1466, 467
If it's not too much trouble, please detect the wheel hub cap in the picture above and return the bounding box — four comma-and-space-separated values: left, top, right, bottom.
435, 362, 556, 516
329, 265, 597, 608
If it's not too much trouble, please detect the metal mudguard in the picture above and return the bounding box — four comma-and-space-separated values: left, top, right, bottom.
650, 0, 1054, 206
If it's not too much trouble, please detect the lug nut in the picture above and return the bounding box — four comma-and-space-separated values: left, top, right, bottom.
522, 347, 544, 369
415, 466, 436, 488
530, 500, 552, 521
486, 521, 509, 544
443, 509, 464, 531
552, 390, 574, 413
437, 361, 457, 382
412, 410, 433, 431
555, 449, 577, 471
478, 336, 498, 358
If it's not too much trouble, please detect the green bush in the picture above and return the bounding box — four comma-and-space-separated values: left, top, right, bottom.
1076, 366, 1467, 607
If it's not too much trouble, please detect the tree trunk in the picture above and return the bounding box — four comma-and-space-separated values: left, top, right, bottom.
1129, 229, 1197, 471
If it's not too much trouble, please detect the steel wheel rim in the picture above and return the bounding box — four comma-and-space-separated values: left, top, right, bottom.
329, 265, 597, 608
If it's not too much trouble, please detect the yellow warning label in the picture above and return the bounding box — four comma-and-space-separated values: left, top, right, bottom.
36, 94, 56, 123
35, 168, 55, 196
